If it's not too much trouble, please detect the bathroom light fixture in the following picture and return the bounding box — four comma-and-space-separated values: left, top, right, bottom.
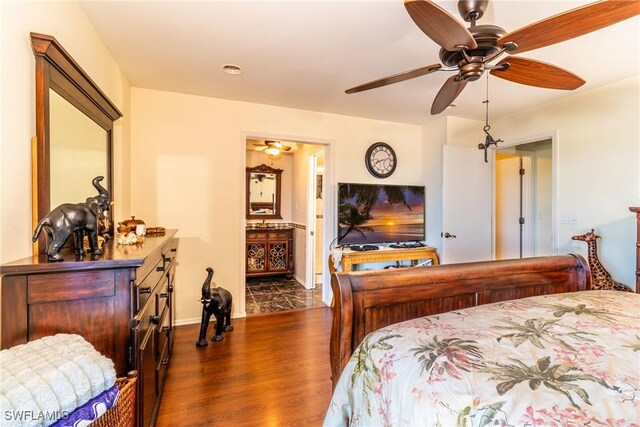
264, 147, 280, 156
222, 64, 243, 75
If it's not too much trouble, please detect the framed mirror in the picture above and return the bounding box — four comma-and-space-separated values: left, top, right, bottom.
31, 33, 122, 253
246, 164, 282, 219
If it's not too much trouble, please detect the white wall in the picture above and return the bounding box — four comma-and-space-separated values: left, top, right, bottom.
0, 1, 131, 264
290, 143, 325, 287
422, 77, 638, 288
130, 88, 423, 323
490, 76, 640, 287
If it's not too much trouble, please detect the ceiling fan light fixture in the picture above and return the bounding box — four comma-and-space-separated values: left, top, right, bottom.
346, 0, 640, 113
264, 147, 280, 156
222, 64, 243, 75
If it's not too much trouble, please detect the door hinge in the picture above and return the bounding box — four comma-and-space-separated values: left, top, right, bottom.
519, 217, 525, 225
519, 168, 525, 176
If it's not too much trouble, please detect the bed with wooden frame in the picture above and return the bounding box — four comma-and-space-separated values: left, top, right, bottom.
329, 254, 592, 386
325, 254, 640, 426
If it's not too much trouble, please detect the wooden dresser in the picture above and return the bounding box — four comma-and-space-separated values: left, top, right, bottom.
630, 207, 640, 293
246, 228, 294, 278
0, 230, 178, 427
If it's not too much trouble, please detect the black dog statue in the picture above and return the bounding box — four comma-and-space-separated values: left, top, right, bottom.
196, 267, 233, 347
32, 176, 111, 262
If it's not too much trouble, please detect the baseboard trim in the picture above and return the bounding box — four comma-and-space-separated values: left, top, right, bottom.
294, 274, 312, 289
175, 311, 246, 326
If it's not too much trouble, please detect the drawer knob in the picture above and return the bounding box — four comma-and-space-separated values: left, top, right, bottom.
170, 248, 177, 253
150, 315, 160, 324
161, 326, 170, 332
156, 266, 165, 272
139, 287, 152, 294
164, 256, 172, 263
160, 358, 169, 365
168, 285, 174, 292
159, 292, 168, 298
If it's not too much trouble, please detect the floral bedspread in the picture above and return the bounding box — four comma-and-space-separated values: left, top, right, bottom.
325, 291, 640, 427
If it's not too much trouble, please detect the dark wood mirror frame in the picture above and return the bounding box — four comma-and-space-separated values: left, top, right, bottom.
31, 32, 122, 253
246, 164, 283, 220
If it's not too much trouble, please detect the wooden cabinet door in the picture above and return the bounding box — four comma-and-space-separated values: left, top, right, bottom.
267, 241, 289, 272
246, 241, 267, 273
134, 308, 157, 427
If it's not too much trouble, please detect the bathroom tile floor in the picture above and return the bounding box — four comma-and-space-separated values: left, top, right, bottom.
245, 276, 325, 315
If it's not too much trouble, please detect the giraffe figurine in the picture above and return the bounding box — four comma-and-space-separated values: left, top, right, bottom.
572, 229, 634, 292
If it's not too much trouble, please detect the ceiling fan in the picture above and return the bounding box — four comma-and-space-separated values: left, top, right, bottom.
346, 0, 640, 115
253, 140, 292, 158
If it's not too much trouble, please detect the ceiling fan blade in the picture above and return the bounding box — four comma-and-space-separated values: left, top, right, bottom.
498, 0, 640, 54
490, 57, 585, 90
431, 75, 467, 115
404, 0, 477, 51
280, 145, 292, 151
345, 64, 442, 94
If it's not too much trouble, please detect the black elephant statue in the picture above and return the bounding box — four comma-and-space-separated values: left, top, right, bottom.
196, 267, 233, 347
32, 176, 111, 262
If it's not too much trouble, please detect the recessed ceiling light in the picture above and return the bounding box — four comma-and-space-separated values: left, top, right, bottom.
222, 64, 243, 75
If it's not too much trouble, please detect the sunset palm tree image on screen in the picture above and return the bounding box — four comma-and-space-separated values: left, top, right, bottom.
338, 183, 425, 246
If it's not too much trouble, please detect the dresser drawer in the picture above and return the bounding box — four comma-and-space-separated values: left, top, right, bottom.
246, 231, 268, 241
161, 239, 178, 271
138, 257, 165, 288
28, 270, 114, 303
135, 297, 156, 337
156, 331, 170, 395
136, 258, 165, 311
155, 279, 169, 317
156, 307, 170, 363
267, 230, 291, 240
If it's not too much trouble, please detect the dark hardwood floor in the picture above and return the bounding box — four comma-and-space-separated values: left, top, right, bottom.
156, 307, 333, 426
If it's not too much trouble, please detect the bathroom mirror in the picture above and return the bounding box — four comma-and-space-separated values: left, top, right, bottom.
246, 164, 282, 219
31, 33, 122, 253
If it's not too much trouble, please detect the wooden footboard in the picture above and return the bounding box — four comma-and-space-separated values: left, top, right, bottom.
329, 254, 590, 389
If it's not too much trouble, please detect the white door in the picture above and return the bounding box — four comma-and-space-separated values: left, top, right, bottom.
442, 145, 492, 263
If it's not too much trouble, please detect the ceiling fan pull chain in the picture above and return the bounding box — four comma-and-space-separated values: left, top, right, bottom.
484, 73, 490, 127
478, 74, 502, 163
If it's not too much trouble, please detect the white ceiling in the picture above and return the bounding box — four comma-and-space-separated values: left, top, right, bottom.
79, 1, 640, 125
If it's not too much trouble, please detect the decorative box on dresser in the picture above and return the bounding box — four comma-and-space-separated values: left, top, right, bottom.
0, 230, 178, 427
630, 207, 640, 293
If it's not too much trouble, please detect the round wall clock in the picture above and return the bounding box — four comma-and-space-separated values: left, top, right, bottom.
365, 142, 397, 178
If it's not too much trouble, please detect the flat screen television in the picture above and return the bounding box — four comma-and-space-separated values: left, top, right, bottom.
337, 183, 425, 246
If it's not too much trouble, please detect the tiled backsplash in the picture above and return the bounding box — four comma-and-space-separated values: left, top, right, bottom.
246, 222, 306, 230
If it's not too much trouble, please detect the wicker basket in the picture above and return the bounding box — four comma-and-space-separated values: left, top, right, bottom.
90, 376, 137, 427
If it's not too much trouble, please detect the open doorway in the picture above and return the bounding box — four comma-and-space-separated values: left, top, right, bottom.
244, 137, 329, 315
495, 139, 553, 259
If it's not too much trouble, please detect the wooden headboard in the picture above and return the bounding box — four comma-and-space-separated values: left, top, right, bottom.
329, 254, 590, 389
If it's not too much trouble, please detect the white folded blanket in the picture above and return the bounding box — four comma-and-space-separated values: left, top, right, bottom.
0, 334, 116, 427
